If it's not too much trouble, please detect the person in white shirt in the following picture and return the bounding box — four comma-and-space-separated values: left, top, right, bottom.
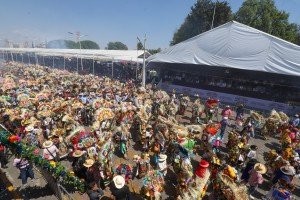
247, 145, 258, 161
157, 154, 168, 176
42, 140, 59, 161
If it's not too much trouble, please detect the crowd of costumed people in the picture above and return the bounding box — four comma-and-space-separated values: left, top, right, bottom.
0, 61, 299, 200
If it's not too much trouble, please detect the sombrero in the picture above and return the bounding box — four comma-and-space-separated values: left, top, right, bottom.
83, 159, 95, 168
25, 125, 34, 132
254, 163, 267, 174
72, 150, 84, 158
42, 140, 53, 148
280, 166, 295, 176
113, 175, 125, 189
158, 154, 167, 162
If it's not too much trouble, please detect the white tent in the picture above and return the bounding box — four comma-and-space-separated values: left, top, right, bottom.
0, 48, 150, 63
147, 21, 300, 77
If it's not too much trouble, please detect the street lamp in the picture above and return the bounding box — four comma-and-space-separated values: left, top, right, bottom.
137, 34, 147, 86
68, 32, 87, 72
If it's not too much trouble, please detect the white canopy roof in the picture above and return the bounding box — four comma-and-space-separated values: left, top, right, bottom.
147, 21, 300, 77
0, 48, 150, 63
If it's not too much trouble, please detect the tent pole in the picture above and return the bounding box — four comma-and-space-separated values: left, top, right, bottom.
142, 34, 146, 86
112, 57, 114, 78
92, 55, 95, 75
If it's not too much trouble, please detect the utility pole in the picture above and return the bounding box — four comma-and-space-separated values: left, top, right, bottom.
142, 34, 146, 87
68, 32, 87, 71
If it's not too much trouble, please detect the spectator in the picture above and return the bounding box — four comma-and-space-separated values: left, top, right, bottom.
87, 182, 104, 200
247, 163, 266, 199
111, 175, 131, 200
221, 105, 233, 119
13, 154, 35, 187
42, 140, 60, 161
290, 114, 299, 127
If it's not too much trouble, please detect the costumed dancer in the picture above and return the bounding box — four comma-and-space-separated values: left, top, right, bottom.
204, 98, 219, 122
191, 94, 202, 124
178, 159, 211, 200
133, 153, 151, 179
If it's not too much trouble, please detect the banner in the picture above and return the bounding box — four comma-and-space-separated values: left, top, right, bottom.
159, 83, 300, 114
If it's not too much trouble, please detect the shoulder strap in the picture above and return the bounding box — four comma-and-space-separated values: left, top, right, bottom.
46, 147, 56, 159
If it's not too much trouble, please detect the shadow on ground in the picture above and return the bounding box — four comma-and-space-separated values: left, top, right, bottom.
18, 184, 53, 200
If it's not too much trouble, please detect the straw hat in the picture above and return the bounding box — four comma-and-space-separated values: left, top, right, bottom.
133, 155, 141, 161
72, 150, 84, 158
158, 154, 167, 162
113, 175, 125, 189
42, 140, 53, 148
83, 159, 95, 168
141, 153, 150, 159
280, 165, 295, 176
254, 163, 267, 174
146, 125, 152, 129
25, 125, 34, 132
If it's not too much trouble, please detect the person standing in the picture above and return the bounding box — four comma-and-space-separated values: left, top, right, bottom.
290, 114, 299, 127
247, 163, 266, 199
157, 154, 168, 176
219, 117, 230, 140
87, 182, 104, 200
221, 105, 233, 119
236, 103, 244, 120
42, 140, 60, 161
111, 175, 131, 200
241, 159, 258, 183
13, 155, 35, 187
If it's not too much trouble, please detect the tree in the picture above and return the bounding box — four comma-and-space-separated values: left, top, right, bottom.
107, 41, 128, 50
234, 0, 299, 44
80, 40, 100, 49
47, 40, 79, 49
297, 25, 300, 45
171, 0, 232, 45
137, 42, 143, 50
148, 48, 161, 55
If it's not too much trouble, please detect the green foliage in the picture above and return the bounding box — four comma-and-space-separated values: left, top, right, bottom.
234, 0, 299, 44
80, 40, 100, 49
47, 40, 100, 49
171, 0, 232, 45
171, 0, 300, 45
47, 40, 79, 49
0, 129, 86, 193
297, 25, 300, 45
107, 41, 128, 50
148, 48, 161, 55
137, 42, 143, 50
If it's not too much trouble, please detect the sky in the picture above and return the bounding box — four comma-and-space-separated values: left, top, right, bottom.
0, 0, 299, 49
